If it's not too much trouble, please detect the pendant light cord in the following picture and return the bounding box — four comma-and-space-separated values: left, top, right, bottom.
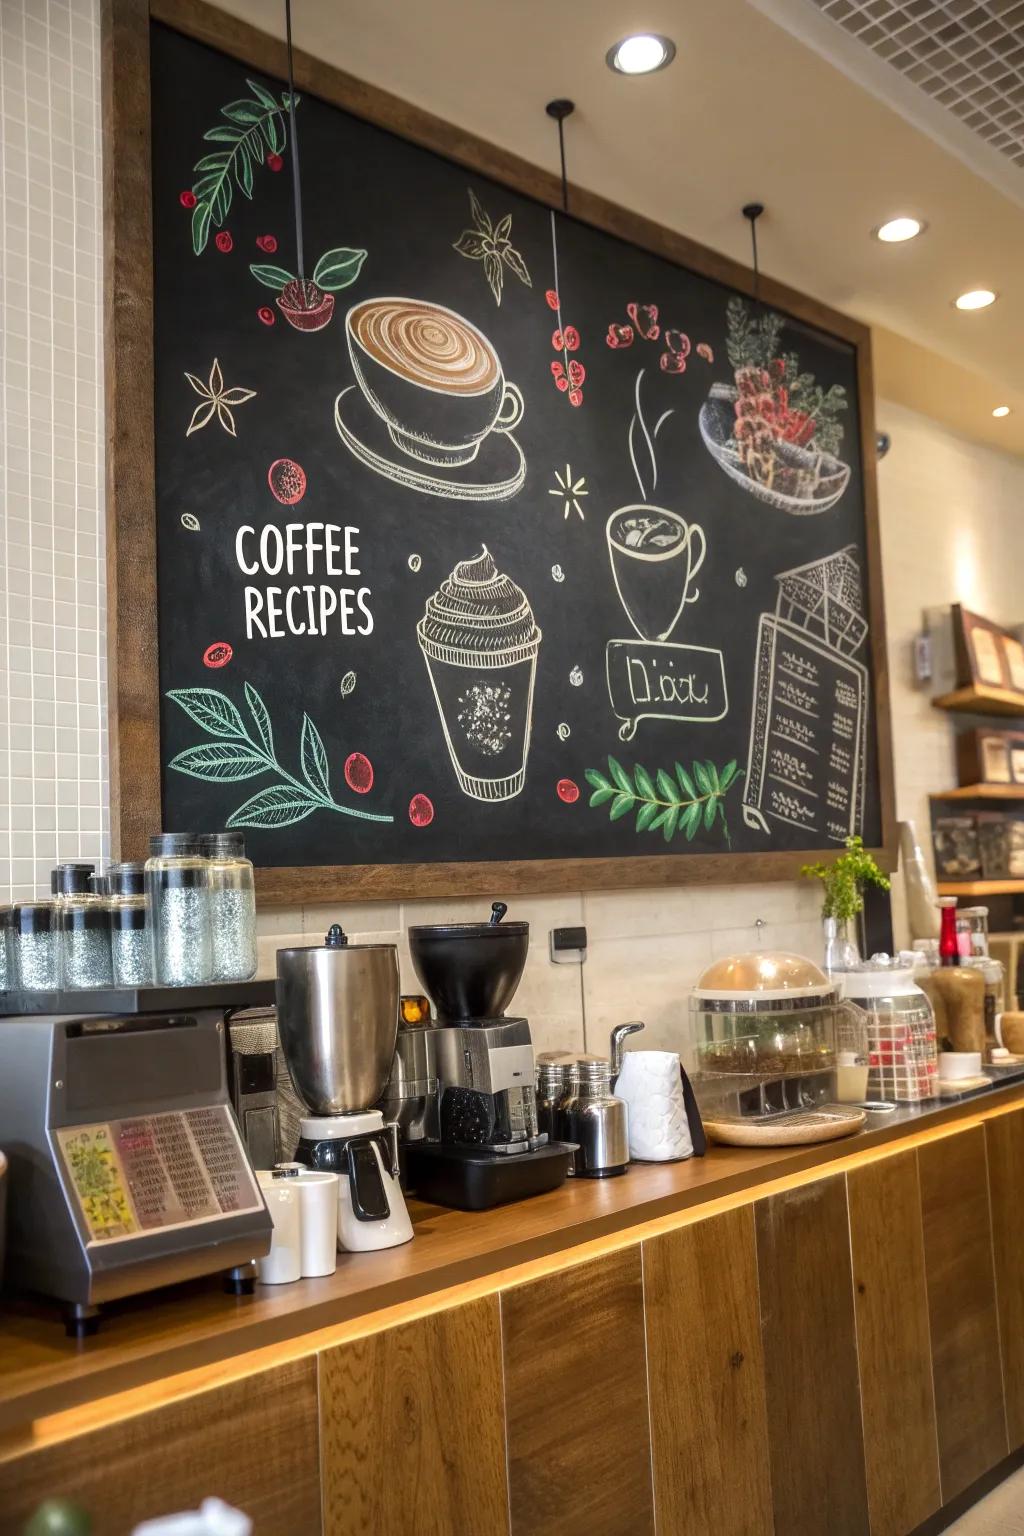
285, 0, 305, 282
557, 116, 569, 214
743, 202, 764, 306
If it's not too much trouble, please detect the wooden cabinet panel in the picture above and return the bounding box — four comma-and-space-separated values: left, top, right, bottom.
501, 1247, 654, 1536
643, 1205, 772, 1536
985, 1109, 1024, 1449
318, 1296, 508, 1536
918, 1126, 1008, 1501
847, 1151, 942, 1535
755, 1174, 869, 1536
0, 1357, 320, 1536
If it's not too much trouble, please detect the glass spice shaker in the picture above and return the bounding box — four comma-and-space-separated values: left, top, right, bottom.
146, 833, 213, 988
109, 861, 153, 989
199, 831, 257, 982
10, 902, 59, 991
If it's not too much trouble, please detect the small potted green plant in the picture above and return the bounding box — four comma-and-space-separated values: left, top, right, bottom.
801, 835, 891, 974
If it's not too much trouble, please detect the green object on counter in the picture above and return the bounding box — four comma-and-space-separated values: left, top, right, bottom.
801, 835, 891, 921
23, 1500, 92, 1536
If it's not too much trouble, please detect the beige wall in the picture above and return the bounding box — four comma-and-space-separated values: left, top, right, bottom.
6, 1, 1024, 1061
875, 400, 1024, 947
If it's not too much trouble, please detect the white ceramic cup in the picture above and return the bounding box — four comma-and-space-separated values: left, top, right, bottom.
938, 1051, 983, 1081
614, 1050, 693, 1162
294, 1170, 339, 1278
256, 1170, 301, 1284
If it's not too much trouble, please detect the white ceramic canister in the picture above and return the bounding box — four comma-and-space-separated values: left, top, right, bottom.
256, 1170, 302, 1284
614, 1050, 693, 1162
293, 1170, 339, 1278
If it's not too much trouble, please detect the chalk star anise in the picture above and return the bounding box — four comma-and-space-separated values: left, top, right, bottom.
453, 189, 532, 306
184, 357, 257, 437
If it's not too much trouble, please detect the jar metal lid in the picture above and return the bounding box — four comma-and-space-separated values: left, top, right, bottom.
58, 903, 111, 932
200, 831, 246, 858
11, 902, 56, 933
51, 863, 95, 895
149, 832, 202, 857
109, 861, 146, 896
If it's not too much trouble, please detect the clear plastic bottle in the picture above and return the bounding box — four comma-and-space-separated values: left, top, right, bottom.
10, 902, 59, 991
109, 861, 153, 989
146, 834, 213, 987
199, 832, 257, 982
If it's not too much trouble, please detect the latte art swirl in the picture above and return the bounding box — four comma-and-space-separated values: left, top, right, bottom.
351, 299, 498, 394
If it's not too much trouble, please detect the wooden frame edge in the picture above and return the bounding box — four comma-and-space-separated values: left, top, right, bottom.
105, 0, 897, 901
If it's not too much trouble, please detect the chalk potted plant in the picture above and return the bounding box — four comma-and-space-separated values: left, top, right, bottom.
250, 246, 367, 332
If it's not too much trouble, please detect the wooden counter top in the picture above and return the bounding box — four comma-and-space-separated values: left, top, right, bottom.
3, 1079, 1024, 1436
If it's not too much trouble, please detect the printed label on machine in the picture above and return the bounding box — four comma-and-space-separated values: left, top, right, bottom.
55, 1107, 262, 1244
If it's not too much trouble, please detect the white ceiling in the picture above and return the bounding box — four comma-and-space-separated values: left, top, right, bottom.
208, 0, 1024, 453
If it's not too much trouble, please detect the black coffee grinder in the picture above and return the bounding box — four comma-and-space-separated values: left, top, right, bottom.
401, 904, 574, 1209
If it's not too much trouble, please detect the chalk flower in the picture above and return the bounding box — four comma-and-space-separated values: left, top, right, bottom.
453, 190, 531, 306
185, 357, 256, 437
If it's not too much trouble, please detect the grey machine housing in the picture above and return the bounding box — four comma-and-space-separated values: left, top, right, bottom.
0, 1010, 272, 1309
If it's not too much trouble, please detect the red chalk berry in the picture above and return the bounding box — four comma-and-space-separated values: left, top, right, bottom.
214, 231, 233, 253
256, 234, 278, 253
567, 360, 585, 388
545, 289, 560, 310
179, 189, 197, 209
257, 306, 275, 326
557, 778, 580, 804
551, 329, 564, 351
568, 387, 584, 407
266, 152, 284, 171
563, 326, 580, 352
409, 793, 434, 828
203, 641, 233, 669
344, 752, 374, 794
267, 458, 307, 505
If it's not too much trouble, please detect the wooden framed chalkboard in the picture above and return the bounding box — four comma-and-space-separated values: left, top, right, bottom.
103, 0, 896, 901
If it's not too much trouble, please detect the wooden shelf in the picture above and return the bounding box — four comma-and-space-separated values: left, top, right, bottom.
936, 880, 1024, 896
933, 684, 1024, 717
931, 784, 1024, 801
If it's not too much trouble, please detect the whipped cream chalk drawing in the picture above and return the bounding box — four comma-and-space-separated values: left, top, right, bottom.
742, 546, 869, 843
548, 464, 588, 521
601, 369, 726, 741
452, 189, 532, 307
417, 547, 541, 803
334, 297, 526, 501
699, 297, 851, 515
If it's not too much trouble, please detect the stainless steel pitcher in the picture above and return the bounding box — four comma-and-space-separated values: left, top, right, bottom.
276, 925, 400, 1115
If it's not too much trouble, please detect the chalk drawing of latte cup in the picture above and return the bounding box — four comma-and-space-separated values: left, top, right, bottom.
346, 297, 524, 468
606, 507, 707, 643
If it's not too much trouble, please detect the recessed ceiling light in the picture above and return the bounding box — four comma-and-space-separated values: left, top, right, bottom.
874, 217, 924, 243
955, 288, 997, 311
993, 405, 1011, 418
606, 34, 676, 75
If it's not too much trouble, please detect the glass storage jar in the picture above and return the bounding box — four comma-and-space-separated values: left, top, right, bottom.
109, 861, 153, 988
837, 959, 938, 1102
58, 898, 114, 990
199, 831, 257, 982
146, 833, 213, 988
50, 863, 95, 903
10, 902, 59, 991
0, 906, 10, 992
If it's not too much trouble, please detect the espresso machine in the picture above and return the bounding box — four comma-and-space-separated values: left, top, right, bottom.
401, 904, 574, 1209
275, 926, 413, 1252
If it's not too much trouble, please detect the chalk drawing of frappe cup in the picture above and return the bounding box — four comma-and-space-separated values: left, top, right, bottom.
606, 507, 707, 642
346, 297, 524, 469
417, 547, 542, 803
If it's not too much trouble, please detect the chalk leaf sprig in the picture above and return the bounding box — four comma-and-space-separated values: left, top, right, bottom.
166, 682, 392, 829
586, 756, 741, 845
190, 79, 296, 255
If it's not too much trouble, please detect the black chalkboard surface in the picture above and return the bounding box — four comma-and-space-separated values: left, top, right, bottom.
149, 21, 885, 886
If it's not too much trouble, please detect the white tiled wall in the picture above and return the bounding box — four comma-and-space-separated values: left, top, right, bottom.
6, 1, 1024, 1064
0, 0, 108, 904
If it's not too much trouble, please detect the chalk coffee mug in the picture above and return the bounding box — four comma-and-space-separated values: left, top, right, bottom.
607, 506, 707, 643
346, 297, 524, 468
